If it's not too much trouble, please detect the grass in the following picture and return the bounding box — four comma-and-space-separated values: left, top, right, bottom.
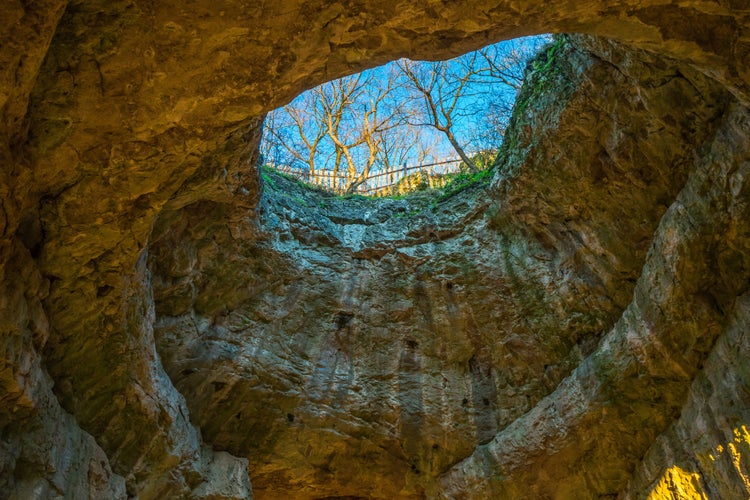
437, 167, 494, 201
262, 162, 495, 209
261, 166, 278, 190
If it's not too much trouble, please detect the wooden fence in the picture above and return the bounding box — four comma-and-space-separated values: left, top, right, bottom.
268, 158, 464, 196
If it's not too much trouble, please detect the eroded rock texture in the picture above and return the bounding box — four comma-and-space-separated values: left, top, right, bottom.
1, 1, 750, 499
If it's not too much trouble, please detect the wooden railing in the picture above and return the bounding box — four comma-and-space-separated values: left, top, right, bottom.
268, 158, 464, 196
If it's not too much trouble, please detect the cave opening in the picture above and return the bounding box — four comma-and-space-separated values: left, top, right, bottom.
258, 34, 553, 199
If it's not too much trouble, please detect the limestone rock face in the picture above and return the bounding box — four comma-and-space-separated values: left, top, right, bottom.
150, 37, 746, 498
1, 1, 750, 499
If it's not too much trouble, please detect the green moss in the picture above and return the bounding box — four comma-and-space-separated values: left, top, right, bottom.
392, 208, 422, 218
533, 36, 564, 74
509, 35, 567, 121
437, 166, 494, 201
291, 195, 308, 207
261, 169, 278, 190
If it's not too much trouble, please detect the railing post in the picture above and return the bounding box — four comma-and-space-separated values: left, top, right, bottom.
265, 156, 474, 196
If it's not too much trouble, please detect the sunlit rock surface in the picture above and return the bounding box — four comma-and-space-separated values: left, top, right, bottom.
1, 1, 750, 498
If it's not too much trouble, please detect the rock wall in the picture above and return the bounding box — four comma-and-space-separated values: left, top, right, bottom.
150, 35, 747, 498
1, 1, 750, 499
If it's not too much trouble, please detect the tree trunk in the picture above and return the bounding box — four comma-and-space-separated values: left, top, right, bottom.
445, 130, 476, 172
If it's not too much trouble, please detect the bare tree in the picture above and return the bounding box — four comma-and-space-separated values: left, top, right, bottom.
320, 71, 403, 192
396, 54, 484, 172
262, 67, 410, 192
396, 35, 551, 171
376, 122, 439, 171
262, 90, 327, 178
470, 36, 550, 152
